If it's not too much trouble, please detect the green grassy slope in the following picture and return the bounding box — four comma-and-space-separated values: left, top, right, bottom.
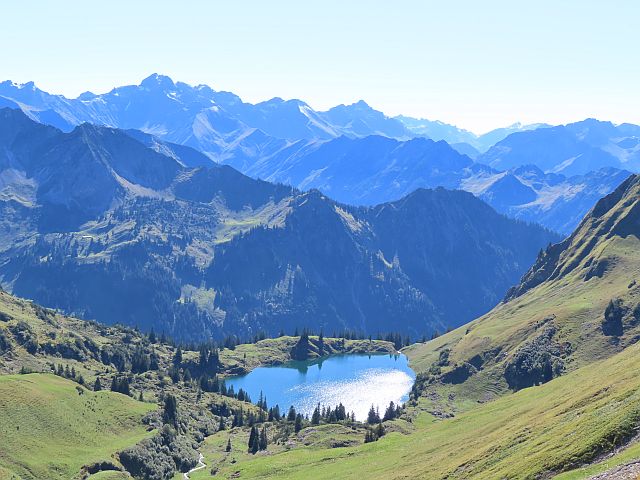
0, 289, 395, 480
86, 473, 132, 480
172, 174, 640, 479
0, 374, 153, 480
406, 174, 640, 403
3, 176, 640, 479
182, 339, 640, 479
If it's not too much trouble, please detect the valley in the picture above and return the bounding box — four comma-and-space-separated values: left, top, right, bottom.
0, 287, 398, 479
0, 89, 639, 478
183, 174, 640, 479
3, 3, 640, 479
3, 174, 640, 479
0, 107, 557, 341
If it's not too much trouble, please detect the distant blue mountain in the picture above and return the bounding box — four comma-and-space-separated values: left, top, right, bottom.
221, 133, 631, 234
0, 108, 558, 339
449, 142, 481, 159
395, 116, 548, 152
227, 135, 485, 203
0, 74, 559, 160
1, 74, 637, 233
0, 75, 411, 157
464, 165, 632, 234
321, 100, 412, 139
477, 119, 640, 175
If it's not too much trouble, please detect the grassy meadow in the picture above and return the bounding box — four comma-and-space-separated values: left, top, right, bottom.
0, 374, 153, 480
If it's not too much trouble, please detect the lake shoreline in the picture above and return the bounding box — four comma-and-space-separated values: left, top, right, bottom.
225, 352, 416, 422
217, 336, 398, 377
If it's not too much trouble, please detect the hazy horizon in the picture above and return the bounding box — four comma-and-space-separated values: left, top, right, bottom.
2, 0, 639, 134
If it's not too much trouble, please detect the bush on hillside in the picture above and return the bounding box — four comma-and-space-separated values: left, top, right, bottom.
119, 435, 176, 480
504, 325, 566, 390
0, 328, 12, 354
602, 298, 626, 336
9, 321, 38, 354
441, 362, 476, 384
41, 338, 88, 360
437, 349, 450, 366
119, 427, 198, 480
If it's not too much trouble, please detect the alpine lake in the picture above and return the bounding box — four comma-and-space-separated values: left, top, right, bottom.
225, 353, 415, 421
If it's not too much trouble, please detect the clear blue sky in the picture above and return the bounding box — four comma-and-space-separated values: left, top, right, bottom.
2, 0, 638, 133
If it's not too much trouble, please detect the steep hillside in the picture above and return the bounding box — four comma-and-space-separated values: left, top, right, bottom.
408, 174, 640, 393
204, 188, 555, 336
0, 109, 556, 340
507, 173, 640, 300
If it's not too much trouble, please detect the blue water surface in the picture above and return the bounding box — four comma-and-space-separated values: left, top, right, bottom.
225, 353, 415, 421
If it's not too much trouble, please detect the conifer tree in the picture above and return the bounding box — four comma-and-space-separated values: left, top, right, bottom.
364, 430, 376, 443
367, 404, 380, 424
110, 376, 130, 396
318, 330, 324, 356
163, 394, 179, 428
248, 426, 259, 454
287, 405, 297, 422
173, 347, 182, 366
311, 404, 321, 425
259, 426, 268, 450
383, 401, 397, 421
233, 407, 244, 427
294, 413, 303, 433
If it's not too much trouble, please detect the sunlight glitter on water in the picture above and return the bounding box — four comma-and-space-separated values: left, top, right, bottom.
290, 368, 415, 421
225, 354, 415, 422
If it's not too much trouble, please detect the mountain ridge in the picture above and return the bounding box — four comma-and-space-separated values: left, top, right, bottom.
0, 108, 558, 340
2, 76, 637, 234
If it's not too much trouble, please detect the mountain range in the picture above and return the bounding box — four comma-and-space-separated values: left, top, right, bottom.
4, 74, 640, 480
478, 118, 640, 175
0, 107, 557, 340
221, 134, 631, 234
3, 161, 638, 480
0, 74, 531, 149
2, 75, 637, 234
395, 116, 549, 155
